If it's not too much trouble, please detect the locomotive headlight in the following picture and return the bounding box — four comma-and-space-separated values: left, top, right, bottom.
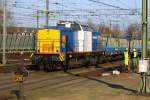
56, 48, 59, 52
37, 48, 40, 53
69, 55, 72, 58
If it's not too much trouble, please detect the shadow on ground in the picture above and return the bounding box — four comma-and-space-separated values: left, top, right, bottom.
64, 66, 137, 94
86, 76, 137, 93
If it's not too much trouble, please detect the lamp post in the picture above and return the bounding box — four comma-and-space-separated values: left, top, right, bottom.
139, 0, 148, 94
45, 0, 49, 27
2, 0, 7, 64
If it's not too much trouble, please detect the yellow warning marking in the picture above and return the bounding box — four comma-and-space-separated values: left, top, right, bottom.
58, 54, 65, 61
15, 75, 23, 82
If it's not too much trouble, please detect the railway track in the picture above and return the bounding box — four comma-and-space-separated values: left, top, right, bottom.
0, 73, 87, 100
0, 60, 124, 96
0, 75, 82, 92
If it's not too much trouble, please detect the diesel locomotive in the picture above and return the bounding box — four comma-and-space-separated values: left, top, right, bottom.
31, 21, 124, 71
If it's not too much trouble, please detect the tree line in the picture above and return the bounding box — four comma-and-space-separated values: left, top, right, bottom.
86, 19, 141, 39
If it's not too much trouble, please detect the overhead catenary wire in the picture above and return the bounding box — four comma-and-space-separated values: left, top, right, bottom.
88, 0, 127, 10
7, 0, 149, 28
117, 0, 131, 9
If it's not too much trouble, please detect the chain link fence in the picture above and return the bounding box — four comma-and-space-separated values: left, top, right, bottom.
0, 33, 34, 53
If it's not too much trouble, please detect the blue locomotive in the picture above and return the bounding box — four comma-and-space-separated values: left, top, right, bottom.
31, 21, 129, 71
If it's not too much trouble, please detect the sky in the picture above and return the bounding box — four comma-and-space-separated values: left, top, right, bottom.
7, 0, 150, 30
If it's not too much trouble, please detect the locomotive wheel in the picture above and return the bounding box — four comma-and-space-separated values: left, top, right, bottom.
43, 61, 50, 72
43, 63, 48, 72
45, 63, 51, 72
46, 66, 50, 72
62, 62, 68, 72
51, 64, 55, 71
68, 60, 73, 69
46, 63, 56, 72
37, 62, 44, 70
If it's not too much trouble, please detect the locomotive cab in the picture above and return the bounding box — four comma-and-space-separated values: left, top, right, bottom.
31, 21, 101, 71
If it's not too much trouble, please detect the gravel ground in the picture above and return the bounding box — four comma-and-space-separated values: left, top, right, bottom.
0, 60, 150, 100
0, 69, 150, 100
27, 74, 150, 100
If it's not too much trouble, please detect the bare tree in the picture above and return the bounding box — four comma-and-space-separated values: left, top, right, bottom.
86, 19, 98, 31
97, 24, 110, 37
111, 26, 121, 38
97, 23, 124, 38
126, 23, 141, 39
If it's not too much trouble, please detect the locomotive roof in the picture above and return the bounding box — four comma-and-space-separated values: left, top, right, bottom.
40, 26, 73, 31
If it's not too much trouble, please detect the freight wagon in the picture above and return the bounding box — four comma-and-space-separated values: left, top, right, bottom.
31, 21, 125, 71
